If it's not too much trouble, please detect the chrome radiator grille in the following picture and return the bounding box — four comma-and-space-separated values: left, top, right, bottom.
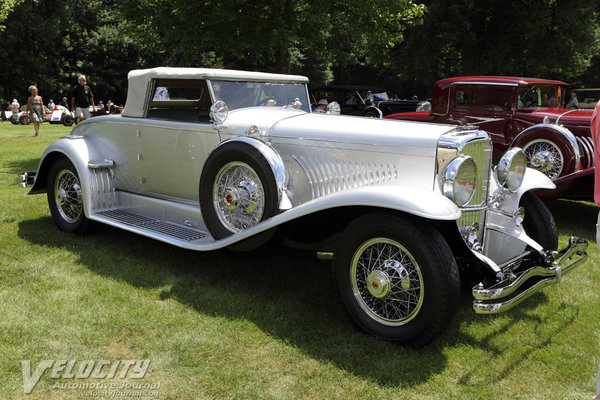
456, 138, 492, 238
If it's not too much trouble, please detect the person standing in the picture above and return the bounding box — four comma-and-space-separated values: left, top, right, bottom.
566, 92, 579, 109
10, 98, 20, 114
25, 85, 46, 136
71, 75, 95, 123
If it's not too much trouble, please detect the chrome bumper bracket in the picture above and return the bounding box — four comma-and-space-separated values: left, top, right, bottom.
473, 237, 588, 314
19, 171, 37, 188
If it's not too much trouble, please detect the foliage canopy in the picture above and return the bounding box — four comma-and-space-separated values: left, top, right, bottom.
1, 0, 599, 104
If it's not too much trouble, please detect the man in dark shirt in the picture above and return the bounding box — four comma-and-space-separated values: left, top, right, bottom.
71, 75, 95, 123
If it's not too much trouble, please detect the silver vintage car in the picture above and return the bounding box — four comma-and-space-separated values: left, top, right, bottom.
24, 67, 588, 346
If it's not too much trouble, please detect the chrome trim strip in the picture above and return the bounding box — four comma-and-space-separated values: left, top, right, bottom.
555, 109, 577, 124
576, 137, 592, 168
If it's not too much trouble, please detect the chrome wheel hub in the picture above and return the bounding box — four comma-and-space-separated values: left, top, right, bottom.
351, 238, 424, 326
530, 150, 555, 172
213, 162, 265, 233
222, 188, 240, 211
366, 270, 391, 298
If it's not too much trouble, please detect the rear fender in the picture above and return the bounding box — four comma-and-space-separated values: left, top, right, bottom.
29, 137, 107, 217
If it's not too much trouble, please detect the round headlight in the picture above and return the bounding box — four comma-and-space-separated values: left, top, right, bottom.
496, 148, 526, 192
210, 101, 229, 125
442, 155, 477, 206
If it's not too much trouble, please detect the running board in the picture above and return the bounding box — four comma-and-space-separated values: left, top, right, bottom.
91, 209, 213, 247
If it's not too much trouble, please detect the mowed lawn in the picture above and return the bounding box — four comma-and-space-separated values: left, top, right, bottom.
0, 122, 599, 400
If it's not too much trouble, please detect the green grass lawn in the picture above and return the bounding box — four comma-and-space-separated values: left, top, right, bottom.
0, 122, 599, 399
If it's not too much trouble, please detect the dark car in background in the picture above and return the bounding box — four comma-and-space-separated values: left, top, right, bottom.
312, 85, 430, 118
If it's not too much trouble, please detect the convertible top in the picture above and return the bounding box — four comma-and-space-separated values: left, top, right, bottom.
123, 67, 309, 118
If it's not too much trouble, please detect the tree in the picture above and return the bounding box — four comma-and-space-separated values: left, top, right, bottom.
119, 0, 424, 82
0, 0, 23, 31
391, 0, 600, 98
0, 0, 159, 105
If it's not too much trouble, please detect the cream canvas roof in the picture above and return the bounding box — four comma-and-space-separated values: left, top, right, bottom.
122, 67, 309, 117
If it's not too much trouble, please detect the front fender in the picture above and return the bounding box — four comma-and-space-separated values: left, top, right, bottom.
281, 185, 461, 221
490, 167, 555, 213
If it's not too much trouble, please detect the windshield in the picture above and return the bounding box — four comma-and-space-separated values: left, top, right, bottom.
210, 80, 310, 112
518, 85, 563, 109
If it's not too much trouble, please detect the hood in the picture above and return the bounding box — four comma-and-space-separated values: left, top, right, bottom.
223, 107, 456, 155
527, 108, 593, 125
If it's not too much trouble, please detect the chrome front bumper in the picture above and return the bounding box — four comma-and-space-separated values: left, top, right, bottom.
473, 237, 588, 314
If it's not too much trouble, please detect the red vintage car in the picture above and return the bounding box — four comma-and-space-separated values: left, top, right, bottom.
385, 76, 595, 198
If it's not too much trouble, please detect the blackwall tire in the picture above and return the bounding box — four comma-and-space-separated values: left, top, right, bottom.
199, 141, 279, 240
519, 192, 558, 250
46, 159, 94, 234
334, 213, 460, 346
62, 115, 74, 126
20, 115, 31, 125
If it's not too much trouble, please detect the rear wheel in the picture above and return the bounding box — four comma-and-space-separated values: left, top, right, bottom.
46, 159, 94, 234
19, 115, 31, 125
334, 213, 460, 346
62, 115, 74, 126
364, 109, 380, 118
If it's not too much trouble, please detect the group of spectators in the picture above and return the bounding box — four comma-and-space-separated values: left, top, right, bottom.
2, 74, 120, 135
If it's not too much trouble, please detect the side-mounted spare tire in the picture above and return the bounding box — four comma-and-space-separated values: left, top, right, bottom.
199, 141, 280, 240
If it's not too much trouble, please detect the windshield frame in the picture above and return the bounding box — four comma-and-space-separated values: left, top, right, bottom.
207, 79, 311, 112
518, 84, 565, 110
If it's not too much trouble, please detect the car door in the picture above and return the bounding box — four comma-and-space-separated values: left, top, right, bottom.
140, 79, 220, 202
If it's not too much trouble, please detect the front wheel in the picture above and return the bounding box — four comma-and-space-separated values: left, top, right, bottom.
334, 213, 460, 346
46, 159, 94, 234
519, 192, 558, 250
